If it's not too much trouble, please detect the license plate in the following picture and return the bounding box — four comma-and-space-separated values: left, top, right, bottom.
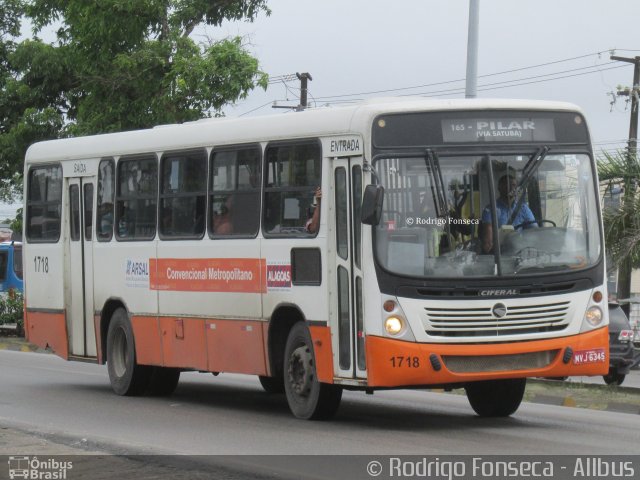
573, 348, 606, 365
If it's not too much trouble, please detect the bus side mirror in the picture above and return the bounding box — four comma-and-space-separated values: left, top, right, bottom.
361, 184, 384, 226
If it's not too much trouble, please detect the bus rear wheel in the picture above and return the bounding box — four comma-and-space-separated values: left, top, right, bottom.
106, 308, 152, 396
465, 378, 526, 417
283, 322, 342, 420
147, 367, 181, 396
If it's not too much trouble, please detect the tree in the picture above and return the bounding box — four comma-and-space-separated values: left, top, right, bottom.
0, 0, 270, 200
597, 149, 640, 307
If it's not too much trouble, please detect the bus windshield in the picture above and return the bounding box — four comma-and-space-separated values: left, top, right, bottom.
373, 151, 601, 278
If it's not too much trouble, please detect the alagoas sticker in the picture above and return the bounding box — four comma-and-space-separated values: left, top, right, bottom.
266, 263, 292, 290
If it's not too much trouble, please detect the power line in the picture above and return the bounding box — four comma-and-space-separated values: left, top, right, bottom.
407, 62, 621, 96
244, 50, 629, 116
273, 64, 627, 109
314, 49, 617, 101
268, 74, 297, 85
238, 100, 274, 116
320, 63, 626, 105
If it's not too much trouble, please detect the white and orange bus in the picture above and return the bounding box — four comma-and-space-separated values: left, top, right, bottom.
23, 98, 608, 419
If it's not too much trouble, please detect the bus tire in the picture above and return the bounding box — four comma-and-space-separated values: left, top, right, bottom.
258, 375, 285, 394
147, 367, 181, 396
465, 378, 526, 417
106, 308, 152, 396
603, 370, 625, 386
283, 322, 342, 420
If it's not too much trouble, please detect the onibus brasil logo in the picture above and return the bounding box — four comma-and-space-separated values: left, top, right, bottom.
8, 456, 73, 479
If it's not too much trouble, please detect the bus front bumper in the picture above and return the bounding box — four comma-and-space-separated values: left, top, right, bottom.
365, 327, 609, 387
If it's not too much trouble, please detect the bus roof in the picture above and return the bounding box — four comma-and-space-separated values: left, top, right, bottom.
25, 98, 583, 164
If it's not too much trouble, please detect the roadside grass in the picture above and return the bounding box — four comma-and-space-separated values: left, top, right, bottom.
525, 378, 640, 410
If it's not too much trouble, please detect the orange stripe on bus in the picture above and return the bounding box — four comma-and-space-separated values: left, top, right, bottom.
150, 258, 266, 293
366, 327, 609, 387
131, 316, 163, 366
25, 310, 68, 360
309, 326, 334, 384
129, 315, 268, 375
158, 317, 208, 370
205, 319, 267, 375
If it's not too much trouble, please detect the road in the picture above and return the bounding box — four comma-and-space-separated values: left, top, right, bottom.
1, 350, 639, 459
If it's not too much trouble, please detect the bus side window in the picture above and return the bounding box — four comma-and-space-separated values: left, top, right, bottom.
209, 146, 261, 238
115, 155, 158, 241
263, 141, 321, 237
25, 165, 63, 242
97, 158, 115, 242
159, 149, 207, 239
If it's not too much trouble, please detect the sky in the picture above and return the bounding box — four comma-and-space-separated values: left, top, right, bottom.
3, 0, 639, 218
209, 0, 639, 153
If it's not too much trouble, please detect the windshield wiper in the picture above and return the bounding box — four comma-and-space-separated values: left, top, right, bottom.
507, 146, 549, 225
425, 149, 447, 218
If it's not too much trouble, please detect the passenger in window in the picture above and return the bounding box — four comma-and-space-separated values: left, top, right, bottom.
99, 202, 114, 237
481, 174, 537, 253
213, 196, 233, 234
117, 205, 131, 237
305, 187, 322, 234
161, 208, 173, 234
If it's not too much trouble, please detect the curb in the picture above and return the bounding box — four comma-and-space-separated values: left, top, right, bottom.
0, 336, 48, 354
530, 393, 640, 414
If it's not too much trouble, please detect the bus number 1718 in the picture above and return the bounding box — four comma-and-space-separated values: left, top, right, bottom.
33, 256, 49, 273
390, 356, 420, 368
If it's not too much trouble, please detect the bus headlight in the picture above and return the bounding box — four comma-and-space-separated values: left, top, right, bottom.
384, 316, 404, 335
585, 306, 603, 326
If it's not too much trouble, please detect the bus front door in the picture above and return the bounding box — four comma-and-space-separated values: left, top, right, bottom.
332, 157, 366, 380
66, 176, 96, 358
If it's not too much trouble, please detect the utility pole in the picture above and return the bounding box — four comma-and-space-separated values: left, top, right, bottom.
610, 55, 640, 315
296, 72, 313, 110
272, 72, 313, 111
465, 0, 480, 98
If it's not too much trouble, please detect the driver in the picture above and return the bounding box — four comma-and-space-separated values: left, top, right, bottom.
481, 174, 537, 253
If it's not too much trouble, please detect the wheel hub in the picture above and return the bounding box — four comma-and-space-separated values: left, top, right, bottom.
288, 345, 313, 396
112, 327, 128, 378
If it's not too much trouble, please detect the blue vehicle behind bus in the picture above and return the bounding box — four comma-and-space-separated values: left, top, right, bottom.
0, 241, 23, 297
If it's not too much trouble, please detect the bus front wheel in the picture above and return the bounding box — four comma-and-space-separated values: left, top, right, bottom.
283, 322, 342, 420
465, 378, 526, 417
603, 369, 626, 386
106, 308, 152, 396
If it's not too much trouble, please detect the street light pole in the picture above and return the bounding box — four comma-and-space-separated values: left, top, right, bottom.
610, 55, 640, 315
465, 0, 480, 98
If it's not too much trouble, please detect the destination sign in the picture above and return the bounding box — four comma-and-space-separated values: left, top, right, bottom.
441, 118, 556, 143
372, 111, 588, 148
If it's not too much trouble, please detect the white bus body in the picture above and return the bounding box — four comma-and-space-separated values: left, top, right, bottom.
24, 98, 609, 419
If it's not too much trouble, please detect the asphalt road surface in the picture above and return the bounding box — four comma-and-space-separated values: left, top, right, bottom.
1, 349, 639, 459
